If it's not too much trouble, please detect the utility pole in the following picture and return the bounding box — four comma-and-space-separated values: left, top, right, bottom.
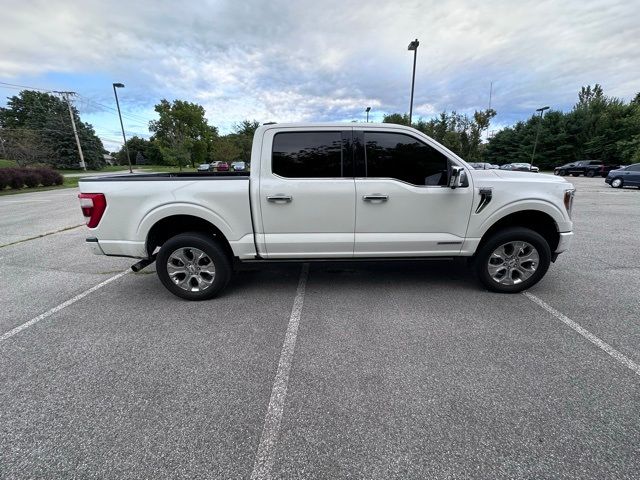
56, 91, 86, 171
486, 81, 493, 142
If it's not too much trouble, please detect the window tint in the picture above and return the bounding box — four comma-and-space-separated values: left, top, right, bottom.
272, 132, 343, 178
627, 164, 640, 171
364, 132, 448, 186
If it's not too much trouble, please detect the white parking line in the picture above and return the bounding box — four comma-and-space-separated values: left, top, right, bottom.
251, 263, 310, 480
523, 292, 640, 377
0, 270, 129, 343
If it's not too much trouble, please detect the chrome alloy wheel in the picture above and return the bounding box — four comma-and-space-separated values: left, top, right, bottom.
611, 178, 623, 188
487, 241, 539, 286
166, 247, 216, 292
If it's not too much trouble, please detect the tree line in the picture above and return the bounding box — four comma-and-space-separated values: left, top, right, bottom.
1, 84, 638, 170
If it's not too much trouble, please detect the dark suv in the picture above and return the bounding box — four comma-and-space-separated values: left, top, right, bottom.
554, 160, 619, 177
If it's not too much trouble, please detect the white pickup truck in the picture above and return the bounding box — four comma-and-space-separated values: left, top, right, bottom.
79, 123, 575, 300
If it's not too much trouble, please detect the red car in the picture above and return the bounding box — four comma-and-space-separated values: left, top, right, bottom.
216, 162, 229, 172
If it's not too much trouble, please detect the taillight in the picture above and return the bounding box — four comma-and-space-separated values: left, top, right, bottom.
78, 193, 107, 228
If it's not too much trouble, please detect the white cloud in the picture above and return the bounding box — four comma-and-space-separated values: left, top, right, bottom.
1, 0, 639, 133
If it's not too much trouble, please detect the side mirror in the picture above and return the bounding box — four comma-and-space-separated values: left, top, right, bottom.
449, 166, 467, 189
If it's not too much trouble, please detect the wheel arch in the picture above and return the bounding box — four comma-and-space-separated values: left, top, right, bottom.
145, 214, 234, 260
478, 209, 560, 253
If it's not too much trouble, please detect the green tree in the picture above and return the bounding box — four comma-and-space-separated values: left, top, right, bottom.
115, 136, 163, 165
0, 90, 105, 168
384, 109, 495, 161
211, 137, 242, 163
149, 99, 217, 169
485, 84, 640, 168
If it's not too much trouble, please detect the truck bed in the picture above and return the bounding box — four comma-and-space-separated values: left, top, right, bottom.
79, 171, 250, 182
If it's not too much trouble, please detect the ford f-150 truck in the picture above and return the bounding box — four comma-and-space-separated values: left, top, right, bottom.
79, 123, 575, 299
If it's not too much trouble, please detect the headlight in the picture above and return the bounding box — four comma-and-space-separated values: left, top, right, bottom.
564, 189, 575, 219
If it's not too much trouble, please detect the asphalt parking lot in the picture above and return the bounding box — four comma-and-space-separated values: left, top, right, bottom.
1, 177, 639, 479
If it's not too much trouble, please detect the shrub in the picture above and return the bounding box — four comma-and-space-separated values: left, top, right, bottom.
0, 170, 8, 190
0, 167, 64, 190
8, 169, 25, 189
38, 168, 63, 186
23, 171, 42, 188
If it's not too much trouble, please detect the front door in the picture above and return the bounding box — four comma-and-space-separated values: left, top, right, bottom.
354, 128, 474, 257
258, 128, 355, 258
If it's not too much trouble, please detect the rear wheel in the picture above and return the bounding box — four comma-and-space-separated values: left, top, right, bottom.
611, 178, 623, 188
475, 227, 551, 293
156, 232, 231, 300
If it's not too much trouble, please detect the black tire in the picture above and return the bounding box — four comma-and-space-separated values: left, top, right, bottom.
558, 169, 566, 176
474, 227, 551, 293
610, 177, 624, 188
156, 232, 232, 300
586, 170, 595, 177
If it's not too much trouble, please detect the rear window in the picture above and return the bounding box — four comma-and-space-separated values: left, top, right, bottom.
272, 132, 343, 178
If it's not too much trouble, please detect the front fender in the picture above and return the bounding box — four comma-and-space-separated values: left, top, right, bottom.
477, 199, 571, 237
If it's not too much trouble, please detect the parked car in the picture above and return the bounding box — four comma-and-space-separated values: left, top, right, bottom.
216, 162, 229, 172
605, 163, 640, 188
211, 161, 221, 169
79, 122, 574, 299
468, 162, 494, 170
231, 161, 247, 171
554, 160, 619, 177
197, 163, 212, 172
500, 163, 539, 172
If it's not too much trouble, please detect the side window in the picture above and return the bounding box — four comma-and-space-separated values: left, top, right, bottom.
364, 132, 448, 186
272, 131, 343, 178
627, 164, 640, 171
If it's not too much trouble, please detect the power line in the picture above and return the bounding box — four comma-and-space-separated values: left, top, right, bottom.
0, 81, 52, 92
0, 81, 154, 125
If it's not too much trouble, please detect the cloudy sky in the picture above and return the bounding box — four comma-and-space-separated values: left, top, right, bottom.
1, 0, 638, 150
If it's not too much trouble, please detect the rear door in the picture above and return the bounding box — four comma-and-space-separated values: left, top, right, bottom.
353, 128, 474, 257
258, 128, 355, 258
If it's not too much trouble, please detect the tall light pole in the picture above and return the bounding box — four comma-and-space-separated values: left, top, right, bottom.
531, 106, 549, 166
407, 38, 419, 126
112, 82, 132, 173
365, 106, 371, 123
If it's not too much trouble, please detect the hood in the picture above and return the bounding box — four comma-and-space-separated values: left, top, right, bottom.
469, 168, 571, 185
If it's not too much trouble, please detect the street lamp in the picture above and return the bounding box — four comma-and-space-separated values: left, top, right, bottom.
365, 106, 371, 123
112, 82, 132, 173
531, 106, 550, 167
407, 38, 419, 125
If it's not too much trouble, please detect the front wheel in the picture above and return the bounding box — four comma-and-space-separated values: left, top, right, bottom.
611, 178, 623, 188
156, 232, 232, 300
586, 170, 595, 177
474, 227, 551, 293
558, 169, 566, 176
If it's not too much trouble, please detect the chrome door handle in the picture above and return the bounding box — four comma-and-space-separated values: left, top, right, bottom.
363, 194, 389, 201
267, 194, 292, 202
